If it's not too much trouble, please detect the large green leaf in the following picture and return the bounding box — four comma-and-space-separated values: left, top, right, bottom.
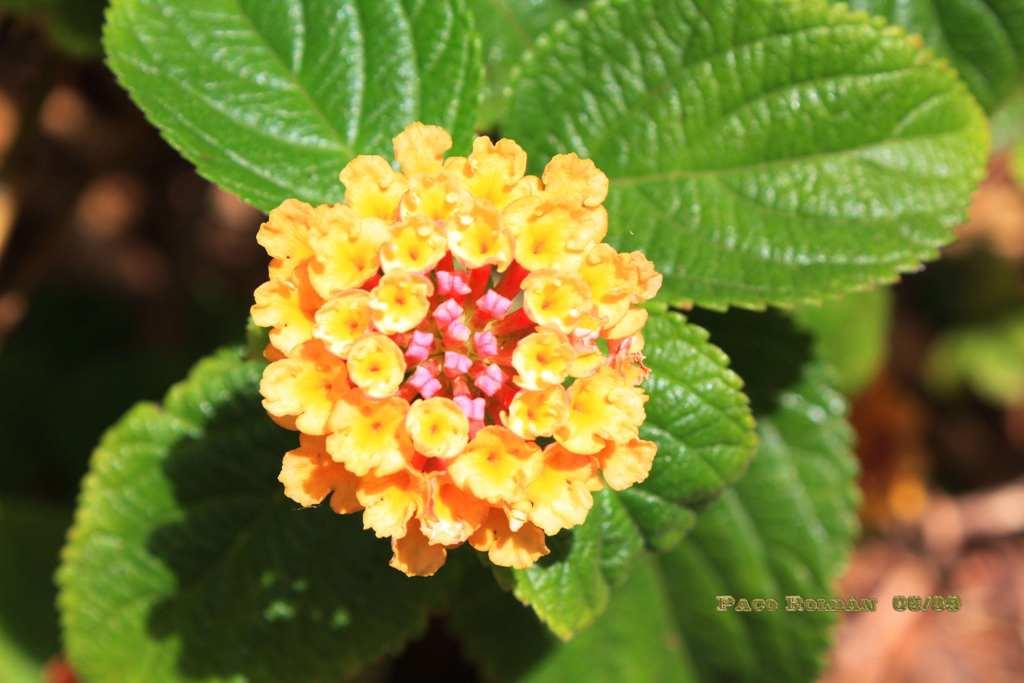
506, 0, 989, 309
466, 0, 583, 127
507, 310, 757, 639
844, 0, 1024, 113
451, 325, 859, 683
104, 0, 483, 211
59, 348, 461, 682
0, 499, 71, 683
794, 288, 893, 395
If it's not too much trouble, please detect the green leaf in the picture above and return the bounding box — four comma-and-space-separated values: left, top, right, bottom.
466, 0, 583, 127
0, 499, 71, 683
663, 363, 858, 681
103, 0, 483, 212
506, 0, 989, 309
992, 86, 1024, 150
925, 310, 1024, 404
451, 322, 859, 683
507, 310, 756, 639
843, 0, 1024, 113
59, 348, 461, 683
794, 288, 893, 395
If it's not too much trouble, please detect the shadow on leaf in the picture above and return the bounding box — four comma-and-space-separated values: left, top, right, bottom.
687, 307, 813, 416
144, 380, 457, 682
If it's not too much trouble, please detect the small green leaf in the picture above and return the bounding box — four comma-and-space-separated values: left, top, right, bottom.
506, 0, 989, 309
104, 0, 483, 211
926, 310, 1024, 404
843, 0, 1024, 113
59, 348, 460, 683
0, 499, 70, 683
794, 288, 893, 395
508, 311, 756, 639
466, 0, 583, 127
451, 328, 859, 683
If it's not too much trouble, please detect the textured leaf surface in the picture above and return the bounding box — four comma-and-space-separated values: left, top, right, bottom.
508, 310, 756, 639
506, 0, 989, 309
104, 0, 483, 211
844, 0, 1024, 112
466, 0, 583, 127
794, 288, 893, 395
0, 499, 70, 683
451, 340, 859, 682
59, 348, 459, 682
664, 361, 858, 681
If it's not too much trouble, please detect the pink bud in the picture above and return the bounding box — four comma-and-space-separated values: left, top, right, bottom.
444, 351, 472, 377
407, 365, 436, 390
474, 363, 505, 397
411, 330, 434, 348
433, 298, 464, 326
453, 395, 486, 422
445, 319, 471, 343
436, 271, 471, 297
475, 289, 512, 320
420, 378, 443, 398
405, 330, 435, 362
473, 331, 498, 358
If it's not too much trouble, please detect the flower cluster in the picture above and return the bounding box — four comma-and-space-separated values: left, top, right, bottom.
253, 122, 662, 576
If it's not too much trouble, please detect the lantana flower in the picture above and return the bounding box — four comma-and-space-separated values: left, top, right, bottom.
253, 122, 662, 577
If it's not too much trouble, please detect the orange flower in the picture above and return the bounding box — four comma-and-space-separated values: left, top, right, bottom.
253, 122, 662, 576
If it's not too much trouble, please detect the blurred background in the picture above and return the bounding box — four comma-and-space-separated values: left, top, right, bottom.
1, 3, 1023, 682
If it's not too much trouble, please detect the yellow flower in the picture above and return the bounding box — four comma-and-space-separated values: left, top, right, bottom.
251, 269, 321, 355
469, 508, 549, 569
419, 477, 489, 546
253, 122, 662, 576
326, 393, 411, 476
526, 444, 600, 535
449, 426, 541, 504
596, 439, 658, 491
357, 470, 424, 540
521, 270, 595, 335
256, 199, 316, 279
405, 397, 469, 459
542, 153, 609, 208
312, 289, 373, 358
447, 202, 514, 271
346, 333, 406, 398
511, 329, 575, 390
308, 206, 388, 297
557, 367, 648, 454
339, 155, 407, 220
603, 307, 649, 340
390, 520, 447, 577
260, 342, 349, 435
369, 270, 434, 334
580, 243, 637, 330
446, 136, 537, 209
393, 122, 452, 176
505, 197, 607, 272
380, 215, 448, 274
504, 385, 569, 439
278, 435, 361, 514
